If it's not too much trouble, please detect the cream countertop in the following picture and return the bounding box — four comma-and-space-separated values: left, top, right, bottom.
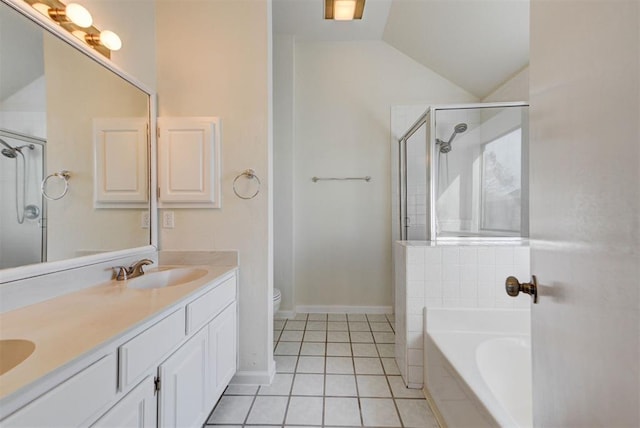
0, 264, 237, 401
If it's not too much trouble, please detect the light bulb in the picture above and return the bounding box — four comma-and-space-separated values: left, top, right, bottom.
65, 3, 92, 28
99, 30, 122, 51
334, 0, 356, 20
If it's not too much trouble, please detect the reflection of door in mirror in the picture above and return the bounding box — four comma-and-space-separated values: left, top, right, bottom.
0, 2, 151, 270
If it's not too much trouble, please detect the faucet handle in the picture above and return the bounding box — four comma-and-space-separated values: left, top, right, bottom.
113, 266, 130, 281
130, 259, 154, 276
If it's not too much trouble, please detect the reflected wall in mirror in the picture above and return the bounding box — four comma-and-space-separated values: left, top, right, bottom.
0, 1, 151, 270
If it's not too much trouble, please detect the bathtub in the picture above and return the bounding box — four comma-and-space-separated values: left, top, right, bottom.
424, 308, 532, 428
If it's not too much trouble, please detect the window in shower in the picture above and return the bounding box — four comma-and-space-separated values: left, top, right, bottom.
434, 104, 528, 238
480, 128, 522, 233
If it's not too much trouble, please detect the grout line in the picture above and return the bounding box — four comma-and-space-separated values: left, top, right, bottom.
322, 317, 328, 428
259, 313, 424, 428
281, 313, 306, 425
240, 389, 260, 426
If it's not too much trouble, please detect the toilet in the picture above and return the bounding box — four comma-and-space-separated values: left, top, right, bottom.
273, 288, 282, 314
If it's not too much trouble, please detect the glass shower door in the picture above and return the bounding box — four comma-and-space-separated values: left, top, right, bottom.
399, 112, 431, 241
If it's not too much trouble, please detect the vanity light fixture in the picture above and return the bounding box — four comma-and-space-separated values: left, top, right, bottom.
32, 2, 92, 27
85, 30, 122, 51
324, 0, 365, 20
25, 0, 121, 58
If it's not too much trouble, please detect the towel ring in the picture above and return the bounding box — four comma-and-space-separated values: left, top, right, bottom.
42, 170, 71, 201
233, 169, 261, 200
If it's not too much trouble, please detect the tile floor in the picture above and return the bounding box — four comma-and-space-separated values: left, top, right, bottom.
205, 313, 439, 428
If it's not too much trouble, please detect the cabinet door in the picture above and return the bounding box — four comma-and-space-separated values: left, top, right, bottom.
93, 118, 149, 208
157, 117, 221, 208
158, 328, 209, 428
92, 376, 156, 428
208, 302, 237, 403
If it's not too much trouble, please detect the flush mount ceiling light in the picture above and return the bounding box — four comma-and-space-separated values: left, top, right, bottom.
324, 0, 365, 20
25, 0, 121, 58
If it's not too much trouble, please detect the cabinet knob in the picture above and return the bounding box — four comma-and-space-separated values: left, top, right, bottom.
505, 275, 538, 304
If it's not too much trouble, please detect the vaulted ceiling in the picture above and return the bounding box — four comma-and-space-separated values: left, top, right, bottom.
273, 0, 530, 98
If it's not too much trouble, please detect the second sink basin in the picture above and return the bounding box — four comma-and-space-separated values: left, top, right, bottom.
0, 339, 36, 376
125, 267, 208, 290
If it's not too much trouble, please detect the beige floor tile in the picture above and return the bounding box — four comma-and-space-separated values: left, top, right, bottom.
356, 375, 392, 397
324, 397, 361, 426
395, 399, 439, 428
361, 398, 401, 427
246, 396, 288, 425
286, 396, 324, 425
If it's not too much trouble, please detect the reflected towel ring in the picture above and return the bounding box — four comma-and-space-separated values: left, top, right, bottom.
233, 169, 261, 200
42, 170, 71, 201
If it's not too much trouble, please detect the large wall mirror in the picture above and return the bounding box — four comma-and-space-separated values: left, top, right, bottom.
0, 0, 152, 272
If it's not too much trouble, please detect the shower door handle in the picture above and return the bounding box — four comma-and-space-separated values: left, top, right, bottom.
505, 275, 538, 304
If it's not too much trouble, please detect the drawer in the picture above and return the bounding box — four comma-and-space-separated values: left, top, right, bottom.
186, 275, 236, 335
2, 353, 116, 427
119, 308, 185, 390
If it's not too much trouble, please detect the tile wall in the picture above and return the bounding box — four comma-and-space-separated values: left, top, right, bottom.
394, 241, 531, 387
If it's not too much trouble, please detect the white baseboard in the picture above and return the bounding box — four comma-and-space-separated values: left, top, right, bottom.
275, 310, 295, 319
295, 305, 393, 314
230, 367, 275, 386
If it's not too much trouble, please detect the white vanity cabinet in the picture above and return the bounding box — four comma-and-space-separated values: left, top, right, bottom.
1, 354, 117, 427
158, 328, 209, 427
208, 302, 237, 401
0, 270, 238, 428
157, 293, 238, 427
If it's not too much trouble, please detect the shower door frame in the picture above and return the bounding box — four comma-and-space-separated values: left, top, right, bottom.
0, 128, 47, 263
399, 101, 529, 242
398, 109, 432, 241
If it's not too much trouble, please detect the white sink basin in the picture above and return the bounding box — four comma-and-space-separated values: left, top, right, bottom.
125, 267, 208, 290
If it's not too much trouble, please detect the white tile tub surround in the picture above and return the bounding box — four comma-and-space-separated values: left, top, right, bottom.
394, 241, 531, 388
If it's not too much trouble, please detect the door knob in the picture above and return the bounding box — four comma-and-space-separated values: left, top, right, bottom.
505, 275, 538, 304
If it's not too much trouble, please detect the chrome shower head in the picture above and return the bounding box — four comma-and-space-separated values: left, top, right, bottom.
454, 123, 468, 133
1, 148, 16, 158
0, 138, 17, 158
437, 123, 468, 154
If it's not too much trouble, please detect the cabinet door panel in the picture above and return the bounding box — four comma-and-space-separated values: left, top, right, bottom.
92, 376, 156, 428
158, 117, 221, 208
158, 329, 209, 428
208, 302, 237, 403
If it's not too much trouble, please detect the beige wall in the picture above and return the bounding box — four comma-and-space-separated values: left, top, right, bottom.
44, 33, 149, 261
156, 0, 273, 379
482, 66, 529, 103
290, 40, 476, 309
273, 35, 295, 313
82, 0, 157, 90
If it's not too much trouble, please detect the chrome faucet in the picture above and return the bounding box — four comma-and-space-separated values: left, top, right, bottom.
113, 259, 154, 281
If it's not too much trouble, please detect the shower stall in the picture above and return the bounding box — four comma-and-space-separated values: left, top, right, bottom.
0, 129, 46, 269
397, 102, 529, 241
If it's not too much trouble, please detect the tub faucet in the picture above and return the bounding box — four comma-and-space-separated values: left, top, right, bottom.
113, 259, 154, 281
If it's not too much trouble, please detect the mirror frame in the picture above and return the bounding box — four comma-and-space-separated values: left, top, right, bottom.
0, 0, 158, 284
